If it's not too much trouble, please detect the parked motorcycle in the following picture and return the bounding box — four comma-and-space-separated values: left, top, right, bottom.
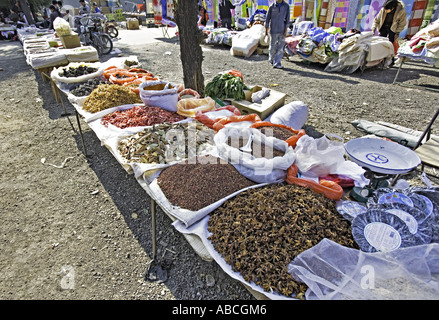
105, 21, 119, 39
75, 14, 113, 56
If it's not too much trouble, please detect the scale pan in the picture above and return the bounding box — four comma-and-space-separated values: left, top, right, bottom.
345, 138, 421, 174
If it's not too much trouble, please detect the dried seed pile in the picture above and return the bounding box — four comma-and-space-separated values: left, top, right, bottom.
208, 183, 357, 298
70, 78, 108, 97
157, 155, 256, 211
82, 84, 142, 113
256, 126, 294, 141
118, 122, 215, 164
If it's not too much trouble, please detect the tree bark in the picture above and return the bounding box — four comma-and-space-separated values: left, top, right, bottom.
18, 0, 35, 25
174, 0, 204, 95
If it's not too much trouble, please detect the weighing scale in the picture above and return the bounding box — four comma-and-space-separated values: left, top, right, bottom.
345, 138, 422, 203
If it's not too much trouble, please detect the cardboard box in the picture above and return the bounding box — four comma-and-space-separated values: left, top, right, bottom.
126, 18, 139, 30
60, 33, 81, 49
231, 85, 286, 120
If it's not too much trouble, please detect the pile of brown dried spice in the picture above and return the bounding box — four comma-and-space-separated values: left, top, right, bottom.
208, 183, 358, 298
157, 155, 256, 211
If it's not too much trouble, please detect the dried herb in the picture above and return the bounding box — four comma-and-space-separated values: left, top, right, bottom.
118, 122, 215, 164
157, 155, 256, 211
208, 183, 357, 298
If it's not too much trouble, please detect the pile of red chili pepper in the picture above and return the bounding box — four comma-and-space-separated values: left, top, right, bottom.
103, 66, 159, 94
101, 105, 186, 129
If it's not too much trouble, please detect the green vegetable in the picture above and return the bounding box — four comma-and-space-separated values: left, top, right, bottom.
205, 72, 247, 100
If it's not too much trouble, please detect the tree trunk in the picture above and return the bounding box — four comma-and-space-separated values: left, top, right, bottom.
174, 0, 204, 96
18, 0, 35, 25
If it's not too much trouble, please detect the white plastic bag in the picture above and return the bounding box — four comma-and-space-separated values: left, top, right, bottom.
53, 17, 72, 36
294, 134, 346, 177
294, 134, 367, 186
288, 238, 439, 300
139, 80, 179, 112
214, 127, 296, 183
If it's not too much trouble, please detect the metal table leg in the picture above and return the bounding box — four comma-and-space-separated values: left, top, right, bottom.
151, 198, 157, 260
75, 110, 88, 157
392, 57, 407, 85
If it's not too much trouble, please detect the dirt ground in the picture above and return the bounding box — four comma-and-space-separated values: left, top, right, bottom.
1, 29, 438, 301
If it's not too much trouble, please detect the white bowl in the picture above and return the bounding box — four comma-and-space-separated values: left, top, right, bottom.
345, 138, 421, 174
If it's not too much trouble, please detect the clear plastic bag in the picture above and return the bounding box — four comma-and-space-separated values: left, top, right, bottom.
288, 238, 439, 300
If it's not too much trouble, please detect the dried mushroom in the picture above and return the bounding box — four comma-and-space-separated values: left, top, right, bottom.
208, 183, 357, 298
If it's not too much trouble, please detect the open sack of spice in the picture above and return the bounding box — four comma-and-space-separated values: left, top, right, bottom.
51, 62, 106, 84
214, 127, 296, 183
139, 80, 180, 112
288, 238, 439, 300
87, 103, 190, 142
104, 122, 216, 177
174, 182, 358, 299
147, 154, 266, 228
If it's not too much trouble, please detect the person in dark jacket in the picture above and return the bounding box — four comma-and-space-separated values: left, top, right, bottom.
48, 4, 62, 30
265, 0, 290, 69
219, 0, 235, 29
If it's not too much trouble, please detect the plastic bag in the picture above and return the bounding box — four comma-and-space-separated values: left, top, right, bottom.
368, 187, 439, 243
53, 17, 71, 36
251, 87, 270, 102
176, 97, 216, 117
294, 134, 346, 177
214, 127, 296, 183
264, 101, 309, 131
288, 238, 439, 300
195, 105, 241, 128
139, 80, 179, 112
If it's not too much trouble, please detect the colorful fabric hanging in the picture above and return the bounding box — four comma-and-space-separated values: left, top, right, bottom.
332, 0, 350, 28
318, 0, 329, 27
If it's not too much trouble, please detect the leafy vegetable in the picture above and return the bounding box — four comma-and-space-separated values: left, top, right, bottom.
204, 72, 248, 100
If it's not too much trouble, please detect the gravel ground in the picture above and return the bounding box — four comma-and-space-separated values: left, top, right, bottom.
0, 27, 438, 301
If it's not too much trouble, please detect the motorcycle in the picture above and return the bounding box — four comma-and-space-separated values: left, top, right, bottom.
75, 14, 113, 56
105, 21, 119, 39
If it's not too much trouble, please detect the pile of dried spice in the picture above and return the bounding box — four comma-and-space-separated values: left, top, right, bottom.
83, 84, 142, 113
118, 122, 215, 164
101, 105, 186, 129
157, 155, 256, 211
208, 183, 358, 298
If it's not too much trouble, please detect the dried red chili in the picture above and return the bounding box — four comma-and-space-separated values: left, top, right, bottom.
101, 105, 186, 129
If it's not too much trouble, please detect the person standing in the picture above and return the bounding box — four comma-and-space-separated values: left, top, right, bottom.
372, 0, 406, 54
198, 5, 209, 27
79, 0, 90, 15
63, 9, 74, 28
219, 0, 235, 29
92, 2, 101, 13
265, 0, 290, 69
48, 4, 61, 30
